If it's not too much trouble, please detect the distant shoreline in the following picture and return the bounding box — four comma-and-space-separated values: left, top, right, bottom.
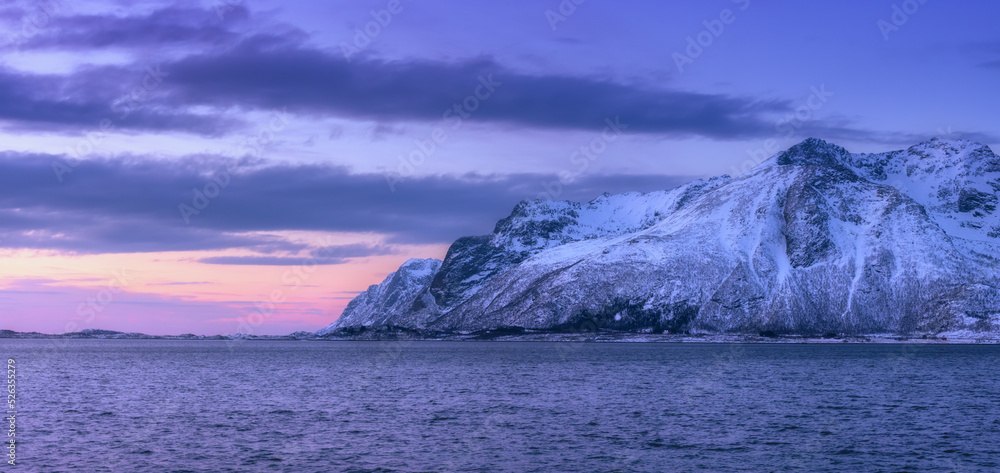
2, 329, 999, 344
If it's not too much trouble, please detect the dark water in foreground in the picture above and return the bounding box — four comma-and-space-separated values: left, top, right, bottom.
4, 340, 1000, 472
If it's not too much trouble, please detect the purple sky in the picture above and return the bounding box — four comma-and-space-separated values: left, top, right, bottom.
0, 0, 998, 335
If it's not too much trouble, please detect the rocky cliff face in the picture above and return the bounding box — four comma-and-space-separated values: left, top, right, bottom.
318, 138, 1000, 337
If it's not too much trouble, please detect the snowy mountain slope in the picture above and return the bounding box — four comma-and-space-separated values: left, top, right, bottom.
319, 138, 1000, 336
843, 138, 1000, 244
315, 177, 728, 334
316, 258, 441, 334
406, 176, 731, 326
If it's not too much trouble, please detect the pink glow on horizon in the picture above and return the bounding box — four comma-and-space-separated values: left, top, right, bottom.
0, 242, 449, 335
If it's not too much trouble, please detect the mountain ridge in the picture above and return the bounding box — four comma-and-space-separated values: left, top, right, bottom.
320, 138, 1000, 338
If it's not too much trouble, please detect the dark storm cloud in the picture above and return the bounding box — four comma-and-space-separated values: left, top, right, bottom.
2, 16, 799, 140
1, 7, 876, 140
160, 39, 789, 138
0, 152, 695, 254
0, 207, 306, 254
2, 43, 797, 138
0, 65, 242, 135
0, 5, 291, 135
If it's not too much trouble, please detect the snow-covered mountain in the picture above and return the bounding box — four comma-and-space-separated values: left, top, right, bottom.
318, 138, 1000, 337
316, 258, 441, 335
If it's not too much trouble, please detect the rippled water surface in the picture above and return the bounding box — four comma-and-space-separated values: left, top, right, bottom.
5, 340, 1000, 472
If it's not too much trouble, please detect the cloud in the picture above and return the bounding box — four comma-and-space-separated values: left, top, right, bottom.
199, 243, 398, 265
158, 40, 790, 138
7, 6, 252, 51
309, 243, 397, 258
0, 40, 798, 137
198, 256, 349, 265
0, 5, 301, 135
0, 151, 697, 253
0, 11, 899, 141
0, 65, 243, 135
970, 41, 1000, 70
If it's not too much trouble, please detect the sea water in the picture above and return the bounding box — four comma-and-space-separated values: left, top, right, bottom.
4, 340, 999, 472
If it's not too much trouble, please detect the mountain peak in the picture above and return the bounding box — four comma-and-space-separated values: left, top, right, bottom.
908, 137, 997, 160
775, 138, 850, 167
918, 136, 984, 147
398, 258, 443, 278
